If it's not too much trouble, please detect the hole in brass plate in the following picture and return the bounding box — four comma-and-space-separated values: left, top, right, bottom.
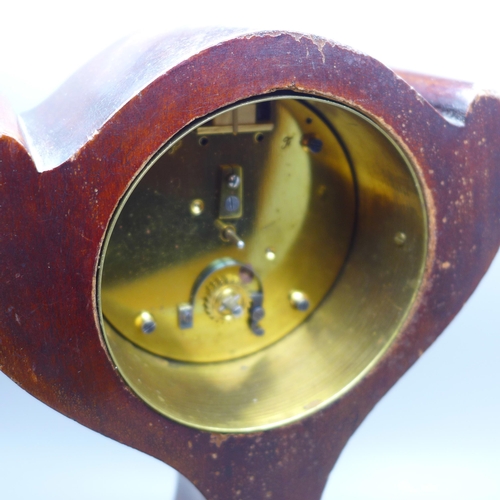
98, 96, 427, 432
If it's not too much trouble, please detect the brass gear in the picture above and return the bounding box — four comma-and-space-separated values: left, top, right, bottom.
204, 274, 249, 322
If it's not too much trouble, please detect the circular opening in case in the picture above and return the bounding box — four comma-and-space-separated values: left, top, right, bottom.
98, 95, 427, 432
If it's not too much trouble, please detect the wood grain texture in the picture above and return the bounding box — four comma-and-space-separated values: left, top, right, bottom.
0, 30, 499, 500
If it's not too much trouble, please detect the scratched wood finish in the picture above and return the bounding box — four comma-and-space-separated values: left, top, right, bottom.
0, 30, 499, 500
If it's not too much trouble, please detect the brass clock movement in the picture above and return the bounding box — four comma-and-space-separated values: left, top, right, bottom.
100, 95, 426, 432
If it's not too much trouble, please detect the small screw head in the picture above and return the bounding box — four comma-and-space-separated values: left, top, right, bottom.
251, 306, 265, 322
394, 232, 407, 246
135, 311, 156, 334
227, 174, 240, 189
302, 134, 323, 154
265, 248, 276, 261
190, 199, 204, 216
225, 195, 240, 213
289, 290, 310, 312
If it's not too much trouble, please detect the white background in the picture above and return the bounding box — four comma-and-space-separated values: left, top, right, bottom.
0, 1, 499, 499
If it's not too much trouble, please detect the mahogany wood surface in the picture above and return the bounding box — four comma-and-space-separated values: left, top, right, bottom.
0, 29, 499, 499
395, 69, 476, 121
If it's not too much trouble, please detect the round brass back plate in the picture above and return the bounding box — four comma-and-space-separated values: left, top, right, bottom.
98, 95, 427, 432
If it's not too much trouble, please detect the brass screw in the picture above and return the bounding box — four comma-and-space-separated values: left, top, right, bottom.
135, 311, 156, 334
394, 232, 407, 246
289, 290, 310, 311
190, 199, 204, 216
265, 248, 276, 261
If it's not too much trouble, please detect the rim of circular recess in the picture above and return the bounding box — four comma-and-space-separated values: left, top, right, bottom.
96, 92, 428, 432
